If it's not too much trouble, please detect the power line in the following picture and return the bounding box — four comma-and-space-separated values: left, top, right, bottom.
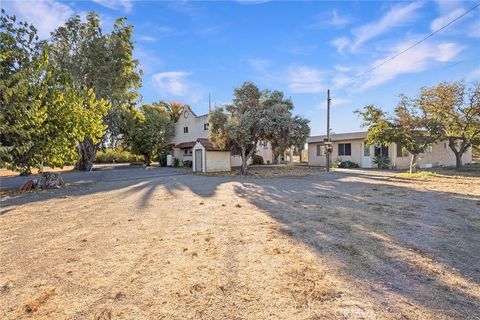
354, 2, 480, 80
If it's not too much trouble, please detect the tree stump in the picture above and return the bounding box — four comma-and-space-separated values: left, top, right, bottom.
37, 173, 65, 189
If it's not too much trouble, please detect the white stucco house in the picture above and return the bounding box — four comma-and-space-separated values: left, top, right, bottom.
170, 106, 274, 172
307, 131, 472, 169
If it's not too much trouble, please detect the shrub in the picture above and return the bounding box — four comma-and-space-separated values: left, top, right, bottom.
373, 155, 391, 169
95, 149, 143, 163
333, 159, 359, 168
173, 157, 180, 167
252, 154, 264, 165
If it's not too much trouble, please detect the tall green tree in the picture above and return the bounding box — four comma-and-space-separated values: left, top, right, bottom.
261, 91, 310, 162
209, 82, 310, 174
418, 81, 480, 168
0, 10, 110, 175
123, 104, 174, 166
356, 99, 441, 173
165, 101, 187, 122
50, 12, 142, 171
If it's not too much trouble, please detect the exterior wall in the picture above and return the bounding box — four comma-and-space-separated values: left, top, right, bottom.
309, 138, 473, 169
170, 110, 209, 145
331, 140, 363, 165
192, 143, 205, 172
192, 142, 230, 172
206, 151, 231, 172
393, 140, 472, 169
256, 141, 274, 164
230, 155, 252, 167
308, 143, 326, 166
308, 139, 363, 166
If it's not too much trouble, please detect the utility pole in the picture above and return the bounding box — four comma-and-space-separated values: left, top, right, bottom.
208, 93, 211, 112
326, 89, 331, 172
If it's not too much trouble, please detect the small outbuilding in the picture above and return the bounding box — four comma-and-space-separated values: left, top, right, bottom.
192, 138, 231, 173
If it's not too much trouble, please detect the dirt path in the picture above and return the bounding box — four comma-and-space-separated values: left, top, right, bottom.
1, 170, 479, 319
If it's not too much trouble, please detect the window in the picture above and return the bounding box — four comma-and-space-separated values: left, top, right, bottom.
444, 142, 448, 149
260, 141, 268, 149
425, 145, 433, 153
184, 148, 192, 155
363, 144, 370, 157
204, 123, 209, 131
338, 143, 351, 156
396, 143, 408, 157
375, 145, 389, 157
183, 126, 188, 133
316, 144, 324, 156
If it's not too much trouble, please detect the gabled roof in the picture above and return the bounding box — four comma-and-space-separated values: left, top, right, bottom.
196, 138, 227, 151
183, 105, 208, 118
307, 131, 367, 143
174, 141, 196, 149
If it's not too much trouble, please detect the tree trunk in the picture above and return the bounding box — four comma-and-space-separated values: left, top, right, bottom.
409, 153, 418, 174
144, 153, 151, 166
455, 152, 462, 169
76, 137, 96, 171
448, 138, 468, 169
240, 148, 248, 175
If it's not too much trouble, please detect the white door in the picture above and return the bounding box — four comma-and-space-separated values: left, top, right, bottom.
362, 143, 373, 168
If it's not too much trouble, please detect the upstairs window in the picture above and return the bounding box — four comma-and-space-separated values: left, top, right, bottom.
204, 123, 209, 131
183, 126, 188, 133
338, 143, 351, 156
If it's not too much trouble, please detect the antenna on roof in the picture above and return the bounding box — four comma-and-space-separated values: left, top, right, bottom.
208, 93, 211, 112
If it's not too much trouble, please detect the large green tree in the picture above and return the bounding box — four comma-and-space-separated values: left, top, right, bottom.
418, 81, 480, 168
123, 104, 174, 166
356, 99, 441, 173
0, 10, 110, 175
50, 12, 142, 171
209, 82, 310, 174
261, 91, 310, 162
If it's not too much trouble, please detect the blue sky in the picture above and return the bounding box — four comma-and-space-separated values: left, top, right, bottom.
3, 0, 480, 135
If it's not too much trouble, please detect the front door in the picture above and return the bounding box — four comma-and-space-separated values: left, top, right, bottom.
195, 149, 202, 172
362, 143, 373, 168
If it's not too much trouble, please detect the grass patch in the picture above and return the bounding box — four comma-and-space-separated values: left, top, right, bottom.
397, 171, 445, 180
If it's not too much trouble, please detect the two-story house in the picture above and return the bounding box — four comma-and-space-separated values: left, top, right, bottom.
170, 106, 274, 170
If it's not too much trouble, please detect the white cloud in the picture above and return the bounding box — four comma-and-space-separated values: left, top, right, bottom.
331, 37, 351, 54
248, 58, 270, 72
329, 10, 350, 27
334, 64, 351, 72
2, 0, 74, 39
468, 19, 480, 38
288, 66, 325, 93
138, 35, 156, 42
466, 67, 480, 81
152, 72, 191, 96
431, 7, 466, 31
151, 71, 203, 103
92, 0, 133, 12
360, 40, 463, 90
351, 2, 423, 50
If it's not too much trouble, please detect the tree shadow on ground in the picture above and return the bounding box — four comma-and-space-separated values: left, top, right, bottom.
233, 172, 480, 318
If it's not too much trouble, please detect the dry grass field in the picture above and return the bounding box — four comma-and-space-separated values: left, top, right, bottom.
1, 167, 479, 319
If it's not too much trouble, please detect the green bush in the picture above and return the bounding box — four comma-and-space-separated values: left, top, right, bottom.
252, 154, 264, 165
95, 149, 143, 163
373, 155, 391, 169
173, 157, 180, 167
333, 159, 359, 168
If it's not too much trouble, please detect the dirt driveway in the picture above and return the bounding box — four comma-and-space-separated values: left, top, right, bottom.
1, 169, 479, 319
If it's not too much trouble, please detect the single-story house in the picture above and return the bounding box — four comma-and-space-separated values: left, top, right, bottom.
192, 138, 231, 172
307, 131, 472, 169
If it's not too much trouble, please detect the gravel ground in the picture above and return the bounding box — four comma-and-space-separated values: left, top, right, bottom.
0, 168, 479, 319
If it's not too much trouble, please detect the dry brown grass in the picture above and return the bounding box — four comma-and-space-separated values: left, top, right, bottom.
0, 168, 479, 319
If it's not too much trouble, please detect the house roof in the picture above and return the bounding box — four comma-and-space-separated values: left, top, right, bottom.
174, 141, 196, 149
196, 138, 227, 151
183, 105, 208, 118
307, 131, 367, 143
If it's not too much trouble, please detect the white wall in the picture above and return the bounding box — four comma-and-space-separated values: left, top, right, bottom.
171, 109, 209, 145
206, 151, 231, 172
